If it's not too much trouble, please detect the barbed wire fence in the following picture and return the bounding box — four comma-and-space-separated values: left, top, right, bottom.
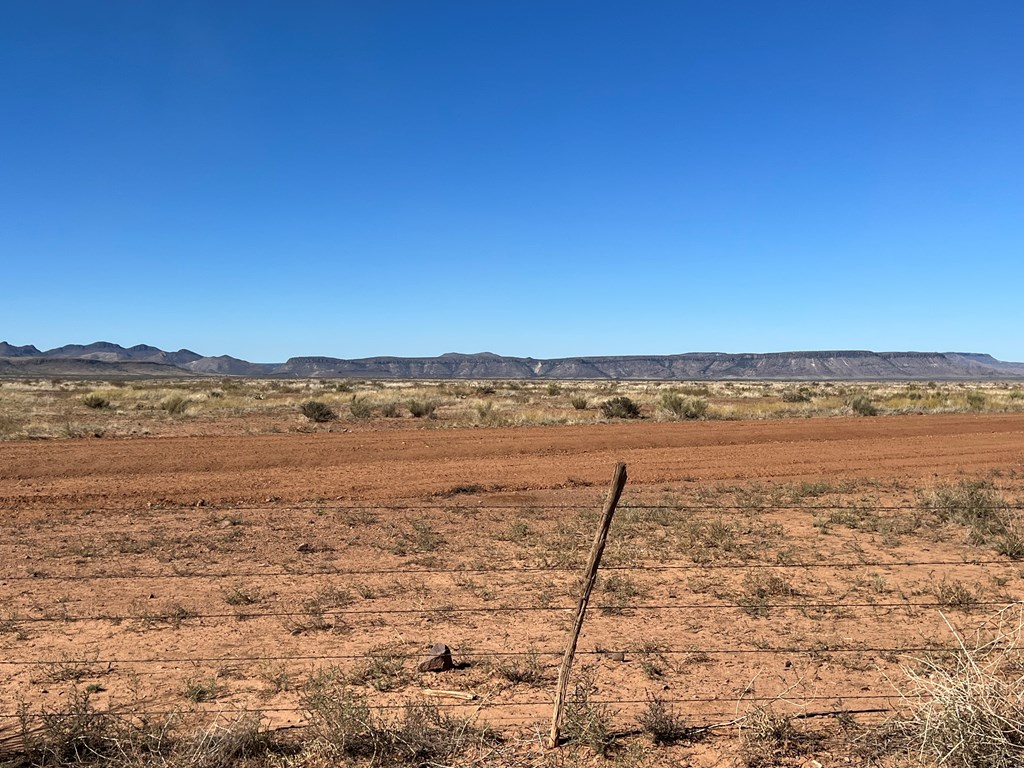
1, 471, 1022, 756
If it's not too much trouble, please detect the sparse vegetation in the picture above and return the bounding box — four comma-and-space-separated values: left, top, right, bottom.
639, 693, 691, 745
895, 610, 1024, 767
561, 670, 616, 755
301, 670, 485, 764
494, 648, 545, 685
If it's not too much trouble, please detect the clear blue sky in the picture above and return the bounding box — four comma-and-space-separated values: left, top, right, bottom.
2, 1, 1022, 362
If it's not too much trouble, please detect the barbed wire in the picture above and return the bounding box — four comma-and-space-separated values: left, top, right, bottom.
3, 557, 1015, 582
0, 644, 976, 666
0, 693, 917, 720
8, 599, 1019, 624
1, 500, 1021, 515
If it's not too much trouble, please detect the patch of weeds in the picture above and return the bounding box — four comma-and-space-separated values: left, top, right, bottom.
638, 693, 693, 745
736, 572, 796, 618
781, 387, 812, 403
221, 583, 262, 606
637, 642, 667, 680
679, 516, 744, 561
500, 521, 532, 542
561, 669, 616, 755
302, 585, 353, 614
177, 712, 270, 768
259, 662, 293, 694
570, 395, 588, 410
302, 670, 487, 763
494, 648, 545, 686
931, 579, 979, 612
599, 573, 644, 614
19, 689, 175, 766
741, 707, 812, 768
896, 613, 1024, 768
182, 673, 221, 702
350, 643, 409, 692
0, 613, 29, 640
39, 653, 104, 684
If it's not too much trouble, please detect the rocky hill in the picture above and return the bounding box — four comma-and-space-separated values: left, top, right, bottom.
2, 342, 1023, 380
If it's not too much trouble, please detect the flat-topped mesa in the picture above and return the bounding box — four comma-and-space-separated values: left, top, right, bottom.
2, 344, 1023, 380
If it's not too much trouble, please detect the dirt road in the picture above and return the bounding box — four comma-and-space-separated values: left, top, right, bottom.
2, 413, 1022, 507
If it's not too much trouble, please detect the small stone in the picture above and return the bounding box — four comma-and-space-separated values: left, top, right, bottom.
217, 519, 232, 529
196, 499, 207, 507
608, 651, 626, 662
296, 543, 313, 553
417, 643, 455, 672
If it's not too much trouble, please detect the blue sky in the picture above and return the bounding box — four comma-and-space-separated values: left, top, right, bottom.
2, 1, 1022, 362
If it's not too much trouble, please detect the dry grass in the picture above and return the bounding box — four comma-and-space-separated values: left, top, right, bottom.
2, 378, 1024, 439
894, 608, 1024, 767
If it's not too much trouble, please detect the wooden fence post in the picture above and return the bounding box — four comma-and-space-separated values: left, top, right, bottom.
545, 462, 628, 748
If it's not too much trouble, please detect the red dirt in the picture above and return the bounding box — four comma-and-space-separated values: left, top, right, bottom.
2, 413, 1023, 508
2, 414, 1023, 764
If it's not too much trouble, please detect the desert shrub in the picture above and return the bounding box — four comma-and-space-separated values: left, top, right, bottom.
20, 690, 174, 765
379, 401, 401, 417
301, 670, 483, 763
918, 479, 1024, 557
600, 396, 641, 419
967, 391, 987, 411
407, 399, 437, 418
348, 396, 373, 419
161, 395, 189, 416
849, 395, 878, 416
300, 400, 337, 423
741, 707, 808, 768
80, 393, 109, 409
494, 648, 545, 686
781, 387, 812, 403
638, 693, 690, 745
570, 395, 588, 410
920, 480, 1007, 533
178, 712, 270, 768
895, 609, 1024, 767
661, 392, 708, 419
561, 670, 615, 755
546, 383, 562, 396
349, 643, 408, 692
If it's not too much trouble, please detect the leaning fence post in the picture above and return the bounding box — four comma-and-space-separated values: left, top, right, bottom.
545, 462, 628, 749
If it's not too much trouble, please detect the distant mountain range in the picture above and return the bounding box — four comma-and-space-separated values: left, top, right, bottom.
2, 341, 1024, 380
